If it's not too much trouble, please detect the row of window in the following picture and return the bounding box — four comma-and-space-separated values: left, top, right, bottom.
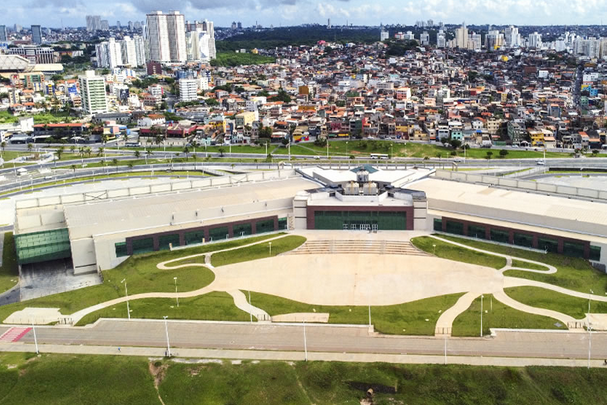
434, 218, 601, 261
116, 218, 288, 257
315, 211, 407, 231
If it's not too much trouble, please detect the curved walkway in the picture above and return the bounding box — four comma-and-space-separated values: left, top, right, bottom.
429, 235, 601, 334
158, 234, 288, 270
68, 235, 290, 325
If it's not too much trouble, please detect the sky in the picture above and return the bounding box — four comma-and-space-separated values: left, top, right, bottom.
3, 0, 607, 29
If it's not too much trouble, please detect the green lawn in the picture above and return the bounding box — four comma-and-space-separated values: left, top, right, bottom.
76, 292, 250, 326
286, 140, 571, 160
211, 52, 275, 67
160, 359, 607, 405
0, 151, 32, 162
0, 235, 280, 323
165, 233, 284, 267
0, 353, 158, 405
505, 287, 607, 319
439, 235, 607, 294
211, 235, 306, 267
4, 353, 607, 404
452, 294, 565, 337
250, 292, 463, 335
411, 236, 507, 269
510, 259, 550, 271
0, 233, 19, 294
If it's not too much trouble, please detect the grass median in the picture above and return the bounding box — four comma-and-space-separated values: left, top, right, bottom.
510, 259, 550, 271
76, 292, 249, 326
452, 293, 565, 336
505, 286, 607, 319
250, 291, 464, 335
0, 232, 19, 294
211, 235, 306, 267
411, 236, 507, 269
0, 353, 158, 405
0, 234, 282, 324
438, 234, 607, 295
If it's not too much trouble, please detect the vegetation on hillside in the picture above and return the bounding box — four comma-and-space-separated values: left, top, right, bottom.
211, 52, 275, 67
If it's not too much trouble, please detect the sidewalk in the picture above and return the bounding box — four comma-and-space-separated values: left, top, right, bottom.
1, 342, 605, 368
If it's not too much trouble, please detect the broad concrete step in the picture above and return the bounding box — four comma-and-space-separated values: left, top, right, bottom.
287, 240, 430, 256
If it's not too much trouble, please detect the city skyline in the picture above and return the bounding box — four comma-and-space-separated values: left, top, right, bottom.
2, 0, 607, 29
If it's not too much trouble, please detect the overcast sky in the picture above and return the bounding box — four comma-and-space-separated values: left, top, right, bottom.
4, 0, 607, 28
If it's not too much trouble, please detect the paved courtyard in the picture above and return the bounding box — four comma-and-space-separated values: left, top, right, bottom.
211, 254, 503, 306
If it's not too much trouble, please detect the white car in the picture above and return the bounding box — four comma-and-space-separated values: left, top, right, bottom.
536, 160, 545, 165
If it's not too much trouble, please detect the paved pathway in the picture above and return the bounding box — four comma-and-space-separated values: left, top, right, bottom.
4, 232, 607, 338
435, 291, 482, 335
429, 235, 602, 334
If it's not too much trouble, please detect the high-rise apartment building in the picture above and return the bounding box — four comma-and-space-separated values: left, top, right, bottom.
79, 70, 108, 115
86, 15, 102, 32
31, 25, 42, 45
95, 38, 123, 69
420, 31, 430, 46
437, 30, 446, 48
146, 10, 187, 64
527, 32, 542, 49
179, 78, 198, 102
455, 23, 468, 49
380, 30, 389, 41
505, 26, 521, 48
0, 25, 7, 42
120, 36, 146, 67
185, 19, 216, 61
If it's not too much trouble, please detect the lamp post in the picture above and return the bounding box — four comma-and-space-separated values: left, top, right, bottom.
121, 279, 130, 320
31, 321, 39, 354
174, 277, 179, 307
303, 319, 308, 362
248, 290, 253, 323
433, 244, 436, 255
480, 295, 484, 337
163, 316, 171, 357
326, 138, 329, 159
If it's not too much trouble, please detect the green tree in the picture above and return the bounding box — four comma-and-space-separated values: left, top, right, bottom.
218, 147, 225, 157
134, 150, 141, 159
27, 143, 33, 152
499, 149, 509, 158
486, 151, 493, 159
450, 139, 462, 149
70, 164, 76, 174
112, 158, 118, 165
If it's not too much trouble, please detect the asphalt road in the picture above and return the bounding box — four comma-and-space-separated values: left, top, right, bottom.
2, 320, 605, 360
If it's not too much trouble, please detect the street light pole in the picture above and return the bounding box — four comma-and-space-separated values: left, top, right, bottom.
303, 319, 308, 362
174, 277, 179, 307
248, 290, 253, 323
31, 321, 39, 354
163, 316, 171, 357
326, 138, 329, 159
121, 279, 130, 320
480, 295, 484, 337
